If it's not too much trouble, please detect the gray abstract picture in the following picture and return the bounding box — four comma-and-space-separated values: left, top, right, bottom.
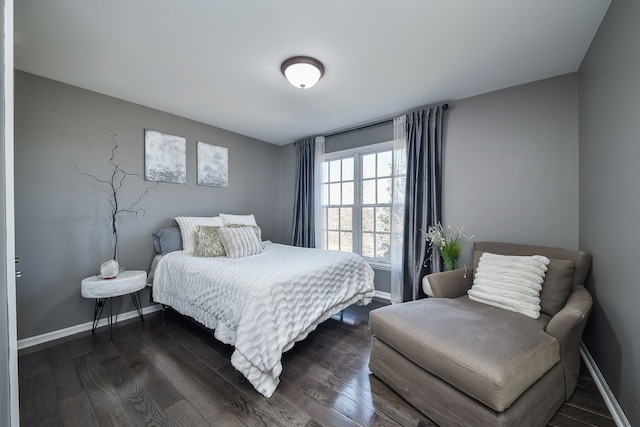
144, 130, 187, 184
197, 141, 228, 188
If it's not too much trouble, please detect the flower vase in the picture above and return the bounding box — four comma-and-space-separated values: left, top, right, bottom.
442, 254, 458, 271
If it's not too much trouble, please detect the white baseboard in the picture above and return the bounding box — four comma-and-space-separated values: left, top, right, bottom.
17, 304, 163, 350
580, 344, 631, 427
374, 290, 391, 301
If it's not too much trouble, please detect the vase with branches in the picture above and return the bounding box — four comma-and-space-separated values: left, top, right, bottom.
71, 128, 157, 263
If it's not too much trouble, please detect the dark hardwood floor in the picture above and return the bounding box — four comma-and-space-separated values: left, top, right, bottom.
19, 300, 615, 426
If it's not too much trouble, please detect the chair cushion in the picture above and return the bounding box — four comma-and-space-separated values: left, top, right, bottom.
369, 297, 560, 412
540, 259, 575, 316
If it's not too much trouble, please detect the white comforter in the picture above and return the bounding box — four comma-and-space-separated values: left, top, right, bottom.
152, 242, 375, 397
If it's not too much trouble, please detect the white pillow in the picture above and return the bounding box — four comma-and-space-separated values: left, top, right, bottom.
218, 226, 263, 258
219, 213, 258, 226
175, 216, 224, 255
467, 252, 549, 319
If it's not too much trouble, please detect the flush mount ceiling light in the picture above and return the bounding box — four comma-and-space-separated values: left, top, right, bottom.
281, 56, 325, 89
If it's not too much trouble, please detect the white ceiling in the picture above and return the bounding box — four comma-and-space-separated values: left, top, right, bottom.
15, 0, 610, 145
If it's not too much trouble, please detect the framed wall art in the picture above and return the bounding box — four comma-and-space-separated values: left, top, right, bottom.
197, 141, 229, 188
144, 129, 187, 184
197, 141, 228, 188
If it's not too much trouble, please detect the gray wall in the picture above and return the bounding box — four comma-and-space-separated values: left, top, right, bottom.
14, 71, 289, 339
325, 74, 580, 278
445, 74, 580, 266
276, 142, 296, 246
578, 0, 640, 424
326, 122, 393, 153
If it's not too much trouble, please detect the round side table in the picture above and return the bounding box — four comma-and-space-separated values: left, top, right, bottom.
81, 270, 146, 341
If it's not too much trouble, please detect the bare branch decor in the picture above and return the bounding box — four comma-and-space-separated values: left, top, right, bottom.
70, 127, 158, 261
197, 141, 229, 188
144, 129, 187, 184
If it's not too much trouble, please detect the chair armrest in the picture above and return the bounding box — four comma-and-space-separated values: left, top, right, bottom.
545, 285, 593, 399
424, 269, 473, 298
546, 285, 593, 342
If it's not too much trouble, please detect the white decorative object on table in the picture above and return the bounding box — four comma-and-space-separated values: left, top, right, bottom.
81, 270, 147, 341
100, 260, 120, 279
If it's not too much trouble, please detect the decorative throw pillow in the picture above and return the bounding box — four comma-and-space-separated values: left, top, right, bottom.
539, 259, 575, 316
219, 213, 258, 226
175, 216, 224, 255
468, 252, 550, 319
218, 226, 263, 258
226, 223, 262, 241
152, 226, 183, 255
193, 226, 226, 257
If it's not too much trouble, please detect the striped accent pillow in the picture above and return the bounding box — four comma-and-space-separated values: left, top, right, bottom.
218, 226, 263, 258
468, 253, 549, 319
226, 224, 262, 242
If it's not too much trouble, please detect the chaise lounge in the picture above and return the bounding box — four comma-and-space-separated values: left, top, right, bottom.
369, 241, 592, 427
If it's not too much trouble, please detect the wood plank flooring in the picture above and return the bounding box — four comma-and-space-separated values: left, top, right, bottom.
19, 300, 615, 426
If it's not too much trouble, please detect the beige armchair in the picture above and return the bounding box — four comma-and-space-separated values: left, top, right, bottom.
369, 242, 592, 427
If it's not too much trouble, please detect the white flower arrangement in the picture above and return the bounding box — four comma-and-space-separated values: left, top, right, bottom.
425, 223, 473, 271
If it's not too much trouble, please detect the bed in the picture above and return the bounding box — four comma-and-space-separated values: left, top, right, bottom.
151, 240, 375, 397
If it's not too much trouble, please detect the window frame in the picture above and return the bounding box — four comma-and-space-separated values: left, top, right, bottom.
320, 140, 400, 270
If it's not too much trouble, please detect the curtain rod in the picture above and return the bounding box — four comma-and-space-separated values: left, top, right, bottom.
325, 103, 449, 138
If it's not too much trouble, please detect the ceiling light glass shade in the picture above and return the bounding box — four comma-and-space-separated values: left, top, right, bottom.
281, 56, 325, 89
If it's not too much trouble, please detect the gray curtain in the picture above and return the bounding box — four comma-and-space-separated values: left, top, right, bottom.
401, 105, 445, 301
291, 137, 316, 247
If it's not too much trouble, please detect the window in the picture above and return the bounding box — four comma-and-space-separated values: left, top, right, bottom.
318, 141, 404, 267
321, 156, 355, 253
